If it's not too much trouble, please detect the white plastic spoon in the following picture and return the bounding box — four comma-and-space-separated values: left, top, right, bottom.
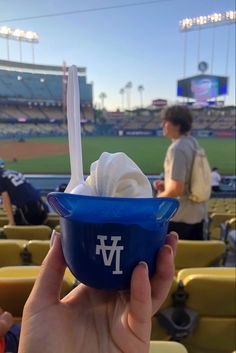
65, 65, 84, 193
65, 65, 94, 195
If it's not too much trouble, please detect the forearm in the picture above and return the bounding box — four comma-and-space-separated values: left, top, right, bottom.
157, 179, 184, 198
2, 192, 15, 225
157, 189, 180, 198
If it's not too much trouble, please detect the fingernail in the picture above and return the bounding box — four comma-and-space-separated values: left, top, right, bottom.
163, 244, 173, 256
139, 261, 149, 274
50, 230, 60, 248
169, 231, 179, 240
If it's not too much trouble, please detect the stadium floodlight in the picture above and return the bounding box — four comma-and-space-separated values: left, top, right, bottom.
179, 10, 236, 31
0, 26, 39, 63
0, 26, 39, 42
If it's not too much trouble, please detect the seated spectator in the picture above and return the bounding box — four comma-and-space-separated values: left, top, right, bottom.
0, 158, 48, 225
211, 167, 221, 192
0, 308, 20, 353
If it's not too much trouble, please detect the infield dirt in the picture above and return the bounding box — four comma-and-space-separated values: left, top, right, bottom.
0, 140, 68, 161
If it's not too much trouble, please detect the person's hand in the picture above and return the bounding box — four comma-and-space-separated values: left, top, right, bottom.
153, 180, 165, 193
0, 308, 14, 338
18, 231, 178, 353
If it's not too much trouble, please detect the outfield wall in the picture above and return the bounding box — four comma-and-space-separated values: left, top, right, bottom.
122, 129, 236, 138
1, 128, 235, 140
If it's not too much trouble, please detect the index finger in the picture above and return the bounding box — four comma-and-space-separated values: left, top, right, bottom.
150, 243, 175, 315
26, 231, 66, 311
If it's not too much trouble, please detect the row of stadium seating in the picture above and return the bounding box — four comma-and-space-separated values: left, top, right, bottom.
0, 237, 227, 271
0, 197, 234, 238
0, 213, 235, 242
112, 112, 236, 131
0, 69, 92, 102
1, 105, 235, 132
0, 122, 67, 138
0, 259, 234, 353
0, 104, 65, 120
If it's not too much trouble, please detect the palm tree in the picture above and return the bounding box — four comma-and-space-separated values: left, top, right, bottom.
138, 85, 144, 108
119, 88, 125, 111
99, 92, 107, 109
125, 81, 132, 110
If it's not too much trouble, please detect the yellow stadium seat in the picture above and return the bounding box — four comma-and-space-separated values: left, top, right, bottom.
0, 239, 27, 266
0, 216, 8, 227
0, 266, 74, 319
3, 225, 52, 240
45, 213, 60, 229
26, 240, 50, 265
208, 213, 236, 240
25, 241, 77, 285
159, 268, 236, 353
220, 217, 236, 242
226, 217, 236, 234
149, 340, 188, 353
175, 240, 226, 271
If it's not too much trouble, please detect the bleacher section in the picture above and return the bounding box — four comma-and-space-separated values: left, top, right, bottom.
106, 106, 236, 134
0, 66, 92, 103
0, 122, 67, 138
0, 60, 94, 130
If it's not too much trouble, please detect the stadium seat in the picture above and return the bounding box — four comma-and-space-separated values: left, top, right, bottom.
228, 230, 236, 254
151, 278, 178, 340
0, 216, 8, 228
3, 225, 52, 240
175, 240, 226, 271
158, 268, 236, 353
149, 341, 188, 353
26, 240, 50, 265
45, 213, 60, 229
25, 240, 77, 285
221, 217, 236, 242
220, 218, 236, 264
0, 266, 74, 320
208, 213, 236, 240
0, 239, 27, 266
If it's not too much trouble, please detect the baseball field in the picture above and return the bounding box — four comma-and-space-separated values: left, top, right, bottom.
0, 136, 235, 175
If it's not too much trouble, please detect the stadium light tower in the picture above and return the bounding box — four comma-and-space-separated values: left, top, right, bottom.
0, 26, 39, 63
179, 10, 236, 78
179, 10, 236, 31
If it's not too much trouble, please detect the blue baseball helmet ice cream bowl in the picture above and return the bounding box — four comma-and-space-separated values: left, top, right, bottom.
47, 192, 179, 291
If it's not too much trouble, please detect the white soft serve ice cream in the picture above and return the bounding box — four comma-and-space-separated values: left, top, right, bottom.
71, 152, 152, 198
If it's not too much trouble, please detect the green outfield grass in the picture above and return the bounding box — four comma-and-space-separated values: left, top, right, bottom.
4, 136, 236, 175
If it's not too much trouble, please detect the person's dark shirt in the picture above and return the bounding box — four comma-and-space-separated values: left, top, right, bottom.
0, 169, 40, 208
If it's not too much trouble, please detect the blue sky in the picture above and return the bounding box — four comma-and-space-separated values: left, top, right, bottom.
0, 0, 235, 110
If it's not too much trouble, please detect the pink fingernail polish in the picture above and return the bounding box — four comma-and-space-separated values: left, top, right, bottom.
50, 230, 59, 248
139, 261, 149, 273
